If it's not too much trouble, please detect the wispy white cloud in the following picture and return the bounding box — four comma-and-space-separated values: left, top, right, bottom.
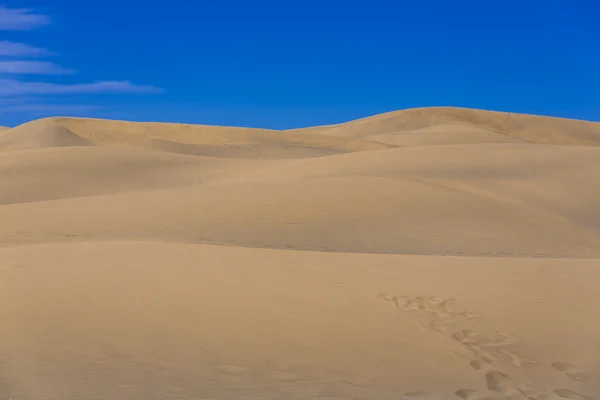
0, 5, 163, 124
0, 60, 75, 74
0, 79, 164, 96
0, 5, 50, 31
0, 41, 54, 57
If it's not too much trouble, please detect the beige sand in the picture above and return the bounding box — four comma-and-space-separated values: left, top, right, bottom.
1, 107, 600, 400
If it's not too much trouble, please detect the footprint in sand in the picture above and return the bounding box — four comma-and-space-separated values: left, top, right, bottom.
457, 311, 483, 321
554, 389, 594, 400
415, 318, 456, 334
551, 362, 588, 382
452, 330, 519, 358
455, 389, 478, 400
434, 319, 457, 334
469, 357, 494, 371
516, 383, 547, 400
452, 329, 486, 346
485, 371, 517, 396
420, 296, 456, 317
455, 342, 496, 365
377, 293, 461, 318
454, 389, 508, 400
486, 332, 521, 347
401, 297, 424, 311
497, 349, 538, 369
374, 293, 400, 307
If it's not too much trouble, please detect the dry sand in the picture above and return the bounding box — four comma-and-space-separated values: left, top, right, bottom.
1, 107, 600, 400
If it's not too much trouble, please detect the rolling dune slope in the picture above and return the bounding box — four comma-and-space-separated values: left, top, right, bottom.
0, 146, 266, 204
0, 116, 390, 155
2, 107, 600, 399
1, 140, 599, 257
3, 241, 600, 400
0, 119, 91, 151
288, 107, 600, 146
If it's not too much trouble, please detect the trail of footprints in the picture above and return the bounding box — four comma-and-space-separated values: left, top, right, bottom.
375, 293, 595, 400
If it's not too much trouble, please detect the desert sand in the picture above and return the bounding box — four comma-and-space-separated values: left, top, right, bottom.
1, 107, 599, 400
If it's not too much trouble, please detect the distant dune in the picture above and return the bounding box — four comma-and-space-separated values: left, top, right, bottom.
0, 116, 390, 154
3, 107, 600, 153
2, 107, 599, 257
287, 107, 600, 146
2, 107, 600, 399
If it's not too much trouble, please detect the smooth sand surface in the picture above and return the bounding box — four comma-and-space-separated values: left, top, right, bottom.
1, 107, 600, 399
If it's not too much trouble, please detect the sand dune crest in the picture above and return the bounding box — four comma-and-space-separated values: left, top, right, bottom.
287, 107, 600, 146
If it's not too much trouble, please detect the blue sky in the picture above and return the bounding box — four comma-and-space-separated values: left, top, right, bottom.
0, 0, 599, 128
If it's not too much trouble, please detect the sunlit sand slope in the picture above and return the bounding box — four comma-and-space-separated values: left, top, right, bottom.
1, 142, 599, 257
288, 107, 600, 146
2, 242, 599, 400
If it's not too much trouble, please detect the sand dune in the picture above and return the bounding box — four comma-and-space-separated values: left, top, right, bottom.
2, 107, 600, 399
0, 146, 264, 204
288, 107, 600, 146
0, 116, 390, 155
2, 143, 599, 257
0, 119, 91, 151
3, 241, 600, 400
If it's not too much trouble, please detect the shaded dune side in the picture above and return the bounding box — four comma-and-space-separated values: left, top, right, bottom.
0, 119, 91, 151
2, 144, 599, 258
287, 107, 600, 146
0, 146, 265, 204
56, 117, 393, 151
142, 138, 346, 159
368, 123, 526, 146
